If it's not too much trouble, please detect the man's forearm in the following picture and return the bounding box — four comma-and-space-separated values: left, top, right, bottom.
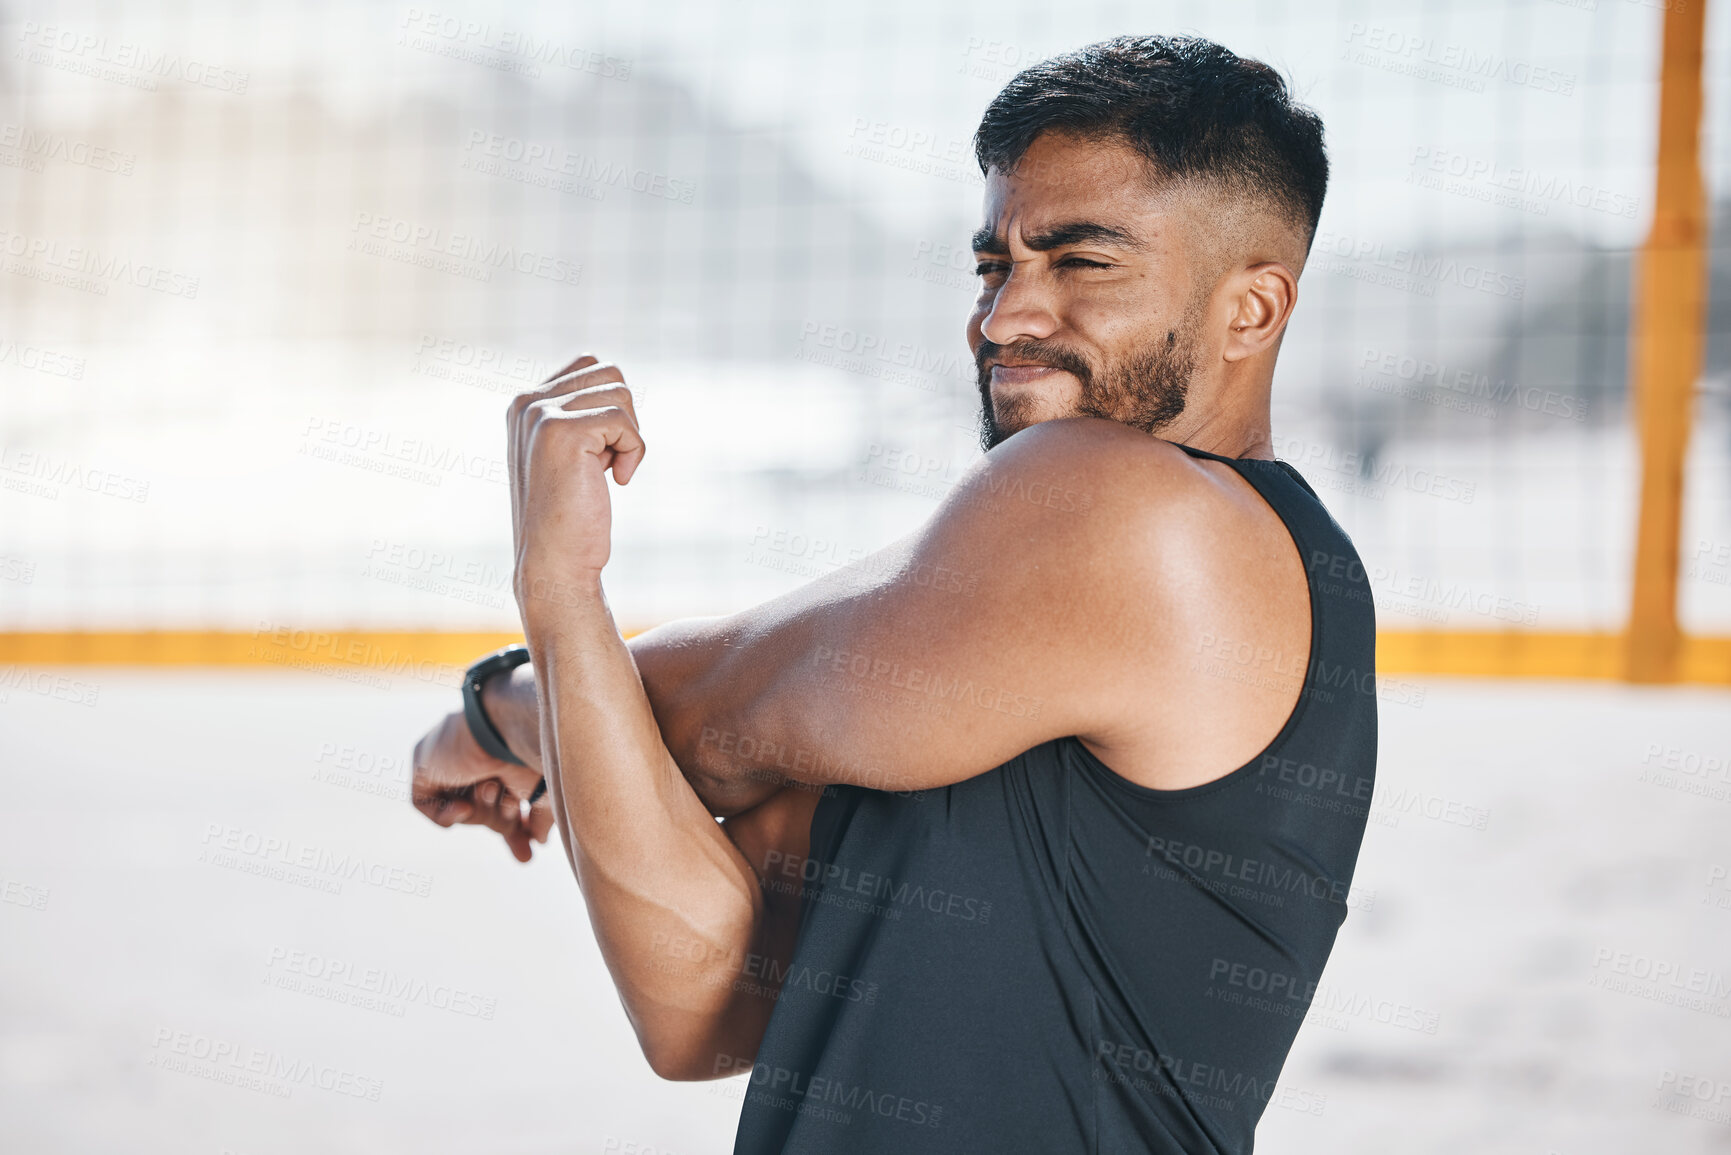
522, 583, 782, 1079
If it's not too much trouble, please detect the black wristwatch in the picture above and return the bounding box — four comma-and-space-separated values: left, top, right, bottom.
462, 644, 546, 803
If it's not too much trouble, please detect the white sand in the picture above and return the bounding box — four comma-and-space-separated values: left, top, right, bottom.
1, 670, 1727, 1153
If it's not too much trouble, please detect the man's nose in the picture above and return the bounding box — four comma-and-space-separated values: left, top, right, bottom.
980, 266, 1060, 346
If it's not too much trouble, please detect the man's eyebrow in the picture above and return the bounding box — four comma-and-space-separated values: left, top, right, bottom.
970, 221, 1145, 254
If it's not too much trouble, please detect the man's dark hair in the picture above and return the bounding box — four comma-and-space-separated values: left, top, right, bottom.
973, 35, 1328, 248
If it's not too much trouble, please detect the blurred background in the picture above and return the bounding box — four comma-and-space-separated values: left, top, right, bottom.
1, 0, 1728, 1152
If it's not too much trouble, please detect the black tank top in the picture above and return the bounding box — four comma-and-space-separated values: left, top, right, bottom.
733, 446, 1378, 1154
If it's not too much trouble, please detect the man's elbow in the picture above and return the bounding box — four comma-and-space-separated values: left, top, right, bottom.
632, 983, 761, 1083
641, 1033, 748, 1082
675, 724, 789, 817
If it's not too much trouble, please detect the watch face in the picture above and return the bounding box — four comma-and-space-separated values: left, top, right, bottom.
469, 645, 530, 683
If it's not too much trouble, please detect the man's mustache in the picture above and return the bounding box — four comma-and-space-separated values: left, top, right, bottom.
974, 340, 1092, 383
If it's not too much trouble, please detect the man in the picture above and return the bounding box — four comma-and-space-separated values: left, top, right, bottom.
412, 35, 1376, 1154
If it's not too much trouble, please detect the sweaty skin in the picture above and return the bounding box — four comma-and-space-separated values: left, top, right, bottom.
411, 131, 1314, 1080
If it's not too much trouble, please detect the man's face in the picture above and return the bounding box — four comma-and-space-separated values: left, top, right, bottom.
968, 131, 1206, 450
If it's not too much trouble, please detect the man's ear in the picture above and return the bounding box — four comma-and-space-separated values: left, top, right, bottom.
1221, 262, 1298, 363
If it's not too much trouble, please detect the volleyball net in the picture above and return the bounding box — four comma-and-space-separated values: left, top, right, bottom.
0, 0, 1727, 684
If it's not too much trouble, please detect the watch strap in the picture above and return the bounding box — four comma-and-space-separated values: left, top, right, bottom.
462, 644, 532, 767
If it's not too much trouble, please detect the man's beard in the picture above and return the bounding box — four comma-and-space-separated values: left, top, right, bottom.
974, 321, 1196, 452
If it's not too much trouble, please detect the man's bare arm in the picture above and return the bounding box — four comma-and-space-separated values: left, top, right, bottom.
483, 415, 1307, 812
419, 371, 1303, 1078
529, 591, 809, 1079
501, 363, 829, 1080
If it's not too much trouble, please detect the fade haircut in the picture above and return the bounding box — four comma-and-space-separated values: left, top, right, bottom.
973, 35, 1328, 252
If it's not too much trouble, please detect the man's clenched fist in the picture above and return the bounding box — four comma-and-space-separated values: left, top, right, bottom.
506, 355, 645, 602
411, 708, 553, 862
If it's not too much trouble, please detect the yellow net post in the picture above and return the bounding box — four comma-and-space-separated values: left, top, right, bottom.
1626, 0, 1712, 683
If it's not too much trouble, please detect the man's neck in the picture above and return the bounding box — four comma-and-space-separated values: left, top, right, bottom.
1155, 364, 1278, 459
1158, 411, 1275, 461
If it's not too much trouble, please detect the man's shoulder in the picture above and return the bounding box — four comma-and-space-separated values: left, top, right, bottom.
985, 414, 1211, 485
956, 419, 1312, 790
952, 417, 1282, 578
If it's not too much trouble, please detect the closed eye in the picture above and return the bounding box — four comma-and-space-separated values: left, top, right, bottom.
974, 256, 1115, 276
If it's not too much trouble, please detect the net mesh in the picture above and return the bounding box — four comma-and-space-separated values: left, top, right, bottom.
1, 0, 1727, 638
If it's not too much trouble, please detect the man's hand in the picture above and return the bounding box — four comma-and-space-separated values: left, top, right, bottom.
411, 709, 553, 862
507, 357, 644, 597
